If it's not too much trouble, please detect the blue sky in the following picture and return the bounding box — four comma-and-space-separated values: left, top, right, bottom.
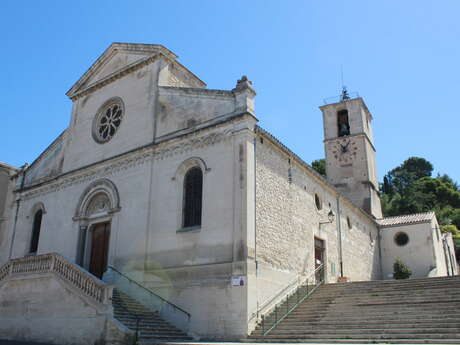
1, 1, 459, 182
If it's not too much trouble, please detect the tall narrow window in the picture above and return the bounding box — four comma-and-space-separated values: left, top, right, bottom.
183, 167, 203, 228
30, 210, 43, 253
337, 109, 350, 137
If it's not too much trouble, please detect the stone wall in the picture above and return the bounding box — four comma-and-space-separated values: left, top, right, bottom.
0, 262, 130, 345
250, 128, 381, 329
0, 164, 17, 264
380, 221, 435, 279
380, 217, 458, 279
8, 116, 256, 339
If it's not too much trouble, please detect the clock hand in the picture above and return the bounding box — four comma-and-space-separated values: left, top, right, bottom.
340, 141, 350, 153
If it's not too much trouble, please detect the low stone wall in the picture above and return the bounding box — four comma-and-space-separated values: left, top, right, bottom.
0, 253, 133, 345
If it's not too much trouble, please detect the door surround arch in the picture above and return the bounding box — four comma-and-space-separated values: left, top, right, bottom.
73, 178, 121, 276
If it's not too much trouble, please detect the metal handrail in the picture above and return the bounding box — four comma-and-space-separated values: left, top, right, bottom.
114, 299, 142, 345
260, 263, 325, 336
108, 265, 190, 318
251, 274, 299, 321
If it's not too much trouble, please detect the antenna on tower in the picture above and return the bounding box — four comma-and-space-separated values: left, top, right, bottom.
340, 65, 350, 101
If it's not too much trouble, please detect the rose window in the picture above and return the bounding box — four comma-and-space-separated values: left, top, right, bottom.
93, 99, 124, 143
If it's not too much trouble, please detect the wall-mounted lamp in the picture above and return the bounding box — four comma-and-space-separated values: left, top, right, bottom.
319, 209, 335, 225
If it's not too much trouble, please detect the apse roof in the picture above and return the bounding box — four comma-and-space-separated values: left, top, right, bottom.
378, 211, 435, 228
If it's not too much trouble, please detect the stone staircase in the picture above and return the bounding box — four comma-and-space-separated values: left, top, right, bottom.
248, 275, 460, 344
112, 289, 193, 343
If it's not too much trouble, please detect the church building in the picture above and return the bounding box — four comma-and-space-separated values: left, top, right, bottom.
0, 43, 457, 345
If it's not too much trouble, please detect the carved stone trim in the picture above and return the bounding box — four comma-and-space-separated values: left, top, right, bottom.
74, 178, 121, 220
21, 126, 234, 202
70, 54, 159, 101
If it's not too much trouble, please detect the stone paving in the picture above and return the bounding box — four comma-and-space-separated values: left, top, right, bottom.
0, 341, 57, 345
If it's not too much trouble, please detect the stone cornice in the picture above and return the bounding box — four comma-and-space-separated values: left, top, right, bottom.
66, 43, 179, 97
18, 116, 249, 201
324, 132, 376, 152
320, 97, 373, 120
69, 54, 161, 101
159, 86, 233, 99
169, 60, 206, 88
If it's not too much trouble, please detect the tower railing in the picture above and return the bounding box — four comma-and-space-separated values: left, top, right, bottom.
323, 92, 360, 105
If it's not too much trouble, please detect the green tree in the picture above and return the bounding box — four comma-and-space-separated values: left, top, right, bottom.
384, 157, 433, 196
393, 258, 412, 279
380, 157, 460, 232
311, 159, 326, 177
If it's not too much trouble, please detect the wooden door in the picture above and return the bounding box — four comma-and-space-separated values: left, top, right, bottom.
89, 222, 110, 279
314, 237, 325, 269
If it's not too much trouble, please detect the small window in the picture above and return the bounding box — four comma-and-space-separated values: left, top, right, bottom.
394, 232, 409, 246
337, 109, 350, 137
183, 167, 203, 228
315, 193, 322, 211
347, 216, 352, 229
30, 210, 43, 253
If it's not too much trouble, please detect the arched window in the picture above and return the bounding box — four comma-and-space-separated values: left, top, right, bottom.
30, 210, 43, 253
183, 167, 203, 228
337, 109, 350, 137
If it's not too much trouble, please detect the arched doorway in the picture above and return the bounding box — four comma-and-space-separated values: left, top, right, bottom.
73, 179, 121, 279
85, 193, 112, 278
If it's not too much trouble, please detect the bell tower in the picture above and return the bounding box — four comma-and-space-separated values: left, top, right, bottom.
320, 89, 382, 218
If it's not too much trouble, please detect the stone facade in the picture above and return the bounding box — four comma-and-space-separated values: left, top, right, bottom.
379, 212, 458, 279
0, 42, 458, 344
321, 98, 382, 218
0, 163, 18, 264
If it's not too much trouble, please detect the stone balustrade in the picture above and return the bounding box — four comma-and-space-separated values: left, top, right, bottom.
0, 253, 112, 304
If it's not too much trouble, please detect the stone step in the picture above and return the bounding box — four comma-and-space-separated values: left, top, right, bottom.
320, 283, 460, 293
243, 338, 460, 344
293, 300, 460, 308
318, 285, 460, 294
250, 277, 460, 343
308, 290, 460, 299
249, 333, 460, 340
259, 328, 460, 336
274, 308, 460, 319
252, 322, 460, 333
112, 288, 190, 341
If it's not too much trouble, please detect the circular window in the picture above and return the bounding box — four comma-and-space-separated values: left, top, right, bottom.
92, 98, 124, 143
314, 193, 322, 210
394, 232, 409, 246
347, 216, 352, 229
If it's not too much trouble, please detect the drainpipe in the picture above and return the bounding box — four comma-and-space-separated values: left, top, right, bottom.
336, 196, 343, 277
9, 164, 27, 260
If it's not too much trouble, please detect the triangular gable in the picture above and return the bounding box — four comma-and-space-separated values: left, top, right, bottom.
66, 43, 205, 99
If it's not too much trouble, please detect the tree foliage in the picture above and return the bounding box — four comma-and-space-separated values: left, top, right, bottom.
311, 159, 326, 177
393, 258, 412, 279
380, 157, 460, 245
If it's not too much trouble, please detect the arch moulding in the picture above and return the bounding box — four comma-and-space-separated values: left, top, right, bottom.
73, 178, 121, 221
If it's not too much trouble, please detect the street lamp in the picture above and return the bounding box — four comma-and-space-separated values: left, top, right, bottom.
319, 209, 335, 225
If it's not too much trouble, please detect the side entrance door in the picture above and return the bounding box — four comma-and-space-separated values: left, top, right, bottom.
89, 222, 110, 279
314, 237, 325, 282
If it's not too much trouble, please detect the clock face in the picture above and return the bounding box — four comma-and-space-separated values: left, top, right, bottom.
331, 138, 358, 164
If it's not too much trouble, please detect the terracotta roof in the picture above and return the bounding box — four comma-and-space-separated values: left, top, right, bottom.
378, 212, 435, 228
